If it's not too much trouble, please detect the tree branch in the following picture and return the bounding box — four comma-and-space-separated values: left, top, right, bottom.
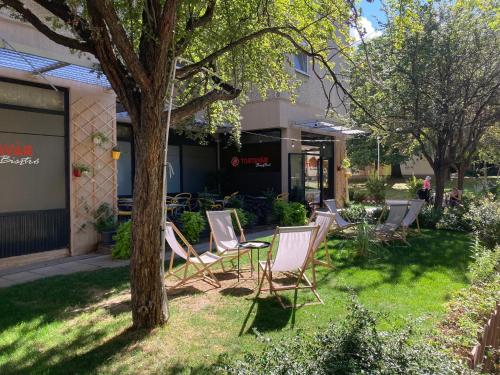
176, 26, 287, 80
169, 87, 241, 125
2, 0, 93, 53
88, 0, 151, 90
32, 0, 92, 41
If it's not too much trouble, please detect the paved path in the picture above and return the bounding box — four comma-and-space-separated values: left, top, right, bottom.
0, 229, 274, 288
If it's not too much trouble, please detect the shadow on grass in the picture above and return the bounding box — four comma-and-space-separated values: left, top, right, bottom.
0, 266, 130, 334
238, 295, 293, 336
1, 322, 148, 375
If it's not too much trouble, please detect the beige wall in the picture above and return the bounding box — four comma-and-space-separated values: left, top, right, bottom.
401, 156, 434, 177
240, 58, 348, 205
0, 67, 117, 257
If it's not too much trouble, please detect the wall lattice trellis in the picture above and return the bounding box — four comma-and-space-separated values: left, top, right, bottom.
71, 96, 116, 253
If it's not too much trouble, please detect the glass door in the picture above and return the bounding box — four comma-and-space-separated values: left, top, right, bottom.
289, 153, 304, 202
304, 153, 321, 205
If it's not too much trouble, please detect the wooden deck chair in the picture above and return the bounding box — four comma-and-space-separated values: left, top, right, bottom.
309, 212, 336, 269
375, 203, 408, 243
174, 192, 192, 211
400, 199, 425, 240
206, 210, 250, 270
165, 222, 222, 288
256, 225, 321, 309
324, 199, 356, 233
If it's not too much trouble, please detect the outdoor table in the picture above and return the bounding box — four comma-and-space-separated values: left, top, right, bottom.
237, 241, 271, 282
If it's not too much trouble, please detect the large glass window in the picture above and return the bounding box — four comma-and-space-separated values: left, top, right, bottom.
0, 107, 66, 212
0, 79, 68, 257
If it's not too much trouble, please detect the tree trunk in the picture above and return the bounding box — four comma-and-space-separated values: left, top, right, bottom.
130, 99, 169, 329
457, 163, 466, 190
391, 163, 403, 178
433, 167, 447, 208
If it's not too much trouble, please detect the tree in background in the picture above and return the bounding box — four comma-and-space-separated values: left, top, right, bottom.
1, 0, 356, 328
351, 0, 499, 207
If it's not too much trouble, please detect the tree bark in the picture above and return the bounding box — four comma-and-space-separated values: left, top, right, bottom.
433, 166, 447, 208
130, 98, 169, 329
391, 163, 403, 178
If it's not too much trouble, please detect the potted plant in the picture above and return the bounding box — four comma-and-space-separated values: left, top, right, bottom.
93, 203, 118, 245
91, 131, 110, 146
111, 145, 121, 160
73, 162, 91, 177
340, 157, 352, 177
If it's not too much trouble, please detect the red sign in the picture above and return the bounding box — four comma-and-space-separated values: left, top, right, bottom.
231, 156, 240, 167
0, 142, 39, 166
0, 142, 33, 156
231, 155, 271, 168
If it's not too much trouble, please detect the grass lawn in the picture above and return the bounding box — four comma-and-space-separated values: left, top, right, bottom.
350, 176, 493, 201
0, 230, 472, 374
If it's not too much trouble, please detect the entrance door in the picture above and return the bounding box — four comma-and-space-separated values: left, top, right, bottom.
304, 153, 321, 205
289, 153, 305, 202
0, 79, 69, 258
288, 153, 334, 205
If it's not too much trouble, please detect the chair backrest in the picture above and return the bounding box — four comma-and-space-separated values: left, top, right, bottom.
165, 222, 189, 260
324, 199, 350, 227
175, 192, 192, 200
311, 212, 335, 251
384, 204, 408, 229
271, 226, 319, 272
166, 195, 177, 204
206, 210, 239, 252
402, 199, 425, 227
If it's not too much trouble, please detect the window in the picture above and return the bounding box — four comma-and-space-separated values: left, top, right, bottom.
293, 53, 308, 74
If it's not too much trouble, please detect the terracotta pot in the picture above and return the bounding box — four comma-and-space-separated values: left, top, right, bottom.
111, 150, 121, 160
73, 168, 82, 177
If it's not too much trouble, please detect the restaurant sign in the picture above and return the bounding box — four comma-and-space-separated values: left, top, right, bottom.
231, 155, 271, 168
0, 142, 39, 166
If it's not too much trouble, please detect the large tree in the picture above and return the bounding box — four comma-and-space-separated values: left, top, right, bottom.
351, 0, 500, 206
1, 0, 357, 328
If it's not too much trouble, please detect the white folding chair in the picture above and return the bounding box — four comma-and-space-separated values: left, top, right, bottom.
375, 203, 408, 243
324, 199, 356, 233
309, 211, 336, 269
165, 222, 221, 288
206, 209, 250, 271
256, 225, 321, 308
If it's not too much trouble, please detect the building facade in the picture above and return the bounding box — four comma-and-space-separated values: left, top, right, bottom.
0, 14, 350, 268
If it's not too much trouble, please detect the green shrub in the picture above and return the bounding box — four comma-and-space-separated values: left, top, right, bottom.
352, 190, 367, 203
407, 175, 423, 198
112, 221, 131, 259
180, 211, 206, 244
273, 200, 307, 226
93, 203, 118, 232
341, 204, 367, 223
436, 206, 472, 232
419, 206, 443, 229
369, 207, 388, 224
352, 221, 383, 259
437, 240, 500, 360
464, 194, 500, 249
469, 238, 500, 284
365, 173, 387, 201
231, 208, 257, 231
219, 299, 464, 374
